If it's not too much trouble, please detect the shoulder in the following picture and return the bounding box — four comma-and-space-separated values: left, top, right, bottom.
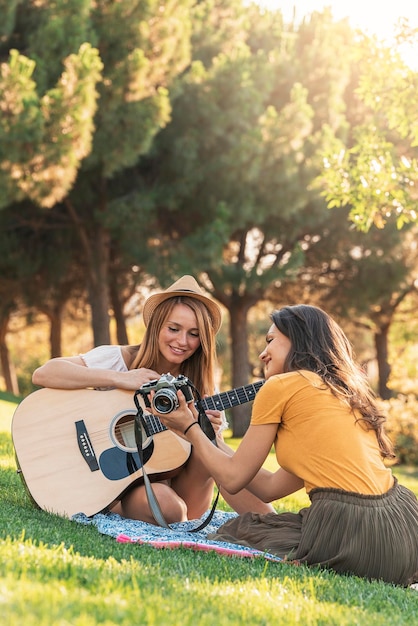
255, 370, 323, 406
81, 345, 131, 372
121, 344, 140, 368
251, 370, 323, 425
260, 370, 322, 394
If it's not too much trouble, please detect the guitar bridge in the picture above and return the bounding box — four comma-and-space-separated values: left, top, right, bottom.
76, 420, 99, 471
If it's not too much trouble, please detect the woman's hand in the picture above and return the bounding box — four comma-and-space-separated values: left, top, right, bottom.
154, 390, 199, 438
154, 391, 229, 442
116, 368, 161, 390
204, 406, 228, 440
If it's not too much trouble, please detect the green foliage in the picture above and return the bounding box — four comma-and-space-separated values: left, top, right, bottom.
138, 7, 348, 297
319, 31, 418, 231
25, 0, 95, 91
0, 44, 103, 208
0, 0, 194, 346
320, 125, 418, 232
0, 51, 43, 152
384, 395, 418, 465
388, 307, 418, 395
356, 43, 418, 145
0, 0, 19, 39
191, 0, 251, 67
86, 0, 192, 177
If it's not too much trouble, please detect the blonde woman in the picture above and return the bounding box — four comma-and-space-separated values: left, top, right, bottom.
33, 275, 273, 524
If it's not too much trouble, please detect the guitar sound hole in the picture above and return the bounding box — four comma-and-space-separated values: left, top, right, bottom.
110, 411, 150, 453
115, 415, 136, 447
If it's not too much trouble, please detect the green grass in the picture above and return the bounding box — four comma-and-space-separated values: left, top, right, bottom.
1, 394, 418, 625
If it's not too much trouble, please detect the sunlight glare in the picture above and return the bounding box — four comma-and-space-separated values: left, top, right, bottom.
256, 1, 418, 68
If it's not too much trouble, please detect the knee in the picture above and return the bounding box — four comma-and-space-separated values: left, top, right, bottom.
116, 483, 188, 524
152, 483, 188, 524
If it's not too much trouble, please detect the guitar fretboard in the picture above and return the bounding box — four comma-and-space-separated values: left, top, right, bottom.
200, 380, 264, 412
141, 380, 265, 436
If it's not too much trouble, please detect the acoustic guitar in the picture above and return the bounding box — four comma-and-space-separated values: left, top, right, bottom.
12, 381, 264, 518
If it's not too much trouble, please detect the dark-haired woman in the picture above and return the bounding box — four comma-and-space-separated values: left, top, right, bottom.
156, 304, 418, 586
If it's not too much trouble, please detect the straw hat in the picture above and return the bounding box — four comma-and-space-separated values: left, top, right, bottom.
142, 275, 222, 333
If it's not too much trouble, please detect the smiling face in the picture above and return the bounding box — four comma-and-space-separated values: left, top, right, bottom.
259, 323, 292, 379
157, 303, 201, 375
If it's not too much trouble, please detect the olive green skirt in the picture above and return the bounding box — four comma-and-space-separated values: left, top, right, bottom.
210, 478, 418, 586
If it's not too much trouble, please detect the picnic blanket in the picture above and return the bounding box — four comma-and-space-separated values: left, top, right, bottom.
73, 510, 282, 561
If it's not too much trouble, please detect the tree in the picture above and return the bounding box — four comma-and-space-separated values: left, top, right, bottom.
272, 205, 418, 399
318, 23, 418, 231
137, 4, 360, 434
0, 198, 88, 393
0, 0, 192, 346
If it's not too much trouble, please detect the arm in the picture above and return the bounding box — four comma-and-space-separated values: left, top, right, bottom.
32, 354, 160, 390
157, 391, 278, 495
216, 438, 304, 502
244, 466, 304, 502
173, 413, 276, 515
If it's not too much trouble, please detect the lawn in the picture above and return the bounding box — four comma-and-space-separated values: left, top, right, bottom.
1, 394, 417, 625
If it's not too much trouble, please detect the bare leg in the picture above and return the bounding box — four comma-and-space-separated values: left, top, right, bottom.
171, 451, 215, 520
172, 450, 275, 518
111, 482, 188, 524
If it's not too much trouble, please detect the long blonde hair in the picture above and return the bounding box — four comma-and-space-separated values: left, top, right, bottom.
130, 296, 218, 396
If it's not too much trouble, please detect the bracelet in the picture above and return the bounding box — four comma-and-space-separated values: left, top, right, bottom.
183, 421, 200, 435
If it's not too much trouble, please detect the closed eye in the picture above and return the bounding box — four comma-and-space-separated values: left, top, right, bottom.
168, 326, 199, 338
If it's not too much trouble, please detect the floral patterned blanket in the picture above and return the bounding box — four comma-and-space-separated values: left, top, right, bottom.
73, 510, 282, 561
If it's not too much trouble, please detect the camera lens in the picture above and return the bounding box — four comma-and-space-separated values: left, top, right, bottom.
152, 389, 179, 414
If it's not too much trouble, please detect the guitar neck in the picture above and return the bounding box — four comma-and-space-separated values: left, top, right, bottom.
141, 380, 265, 436
199, 380, 264, 412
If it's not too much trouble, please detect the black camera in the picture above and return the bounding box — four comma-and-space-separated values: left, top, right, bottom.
139, 373, 195, 414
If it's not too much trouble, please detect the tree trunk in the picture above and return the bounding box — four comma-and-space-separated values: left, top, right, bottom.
0, 318, 19, 395
88, 224, 111, 346
65, 199, 111, 346
49, 307, 63, 358
229, 297, 252, 437
374, 324, 392, 399
109, 274, 129, 345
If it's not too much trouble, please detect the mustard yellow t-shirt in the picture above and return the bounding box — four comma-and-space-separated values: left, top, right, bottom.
251, 370, 393, 495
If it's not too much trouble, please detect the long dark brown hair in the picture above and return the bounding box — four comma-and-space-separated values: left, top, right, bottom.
271, 304, 394, 459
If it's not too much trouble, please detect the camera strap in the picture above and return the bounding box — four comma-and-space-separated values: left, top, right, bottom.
133, 391, 219, 532
195, 399, 217, 443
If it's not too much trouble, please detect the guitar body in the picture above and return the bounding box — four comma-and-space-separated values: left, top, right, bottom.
12, 388, 191, 518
